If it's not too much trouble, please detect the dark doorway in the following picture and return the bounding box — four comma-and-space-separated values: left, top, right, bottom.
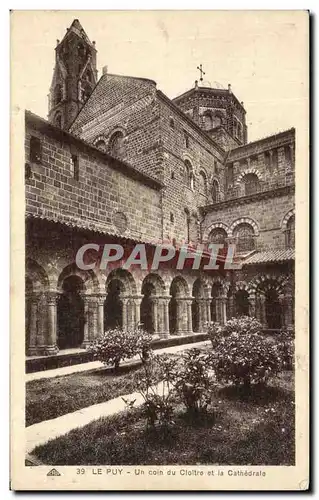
235, 290, 250, 316
57, 276, 84, 349
265, 289, 282, 329
140, 282, 155, 333
104, 279, 123, 330
192, 300, 200, 332
169, 297, 177, 334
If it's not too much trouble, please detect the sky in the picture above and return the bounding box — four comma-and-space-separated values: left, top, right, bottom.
11, 10, 308, 142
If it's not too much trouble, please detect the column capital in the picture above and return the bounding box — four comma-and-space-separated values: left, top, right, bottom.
45, 291, 61, 305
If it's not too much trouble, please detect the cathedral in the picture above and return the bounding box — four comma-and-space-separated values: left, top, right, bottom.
25, 19, 295, 360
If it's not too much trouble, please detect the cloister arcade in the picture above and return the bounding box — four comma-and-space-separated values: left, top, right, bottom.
25, 259, 294, 356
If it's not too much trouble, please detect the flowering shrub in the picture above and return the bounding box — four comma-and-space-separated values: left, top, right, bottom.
89, 327, 152, 372
174, 349, 216, 416
213, 331, 282, 387
208, 316, 263, 349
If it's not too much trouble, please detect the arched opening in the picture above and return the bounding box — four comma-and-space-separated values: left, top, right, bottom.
212, 114, 222, 128
169, 277, 188, 334
109, 131, 125, 158
211, 282, 222, 322
234, 223, 255, 253
140, 282, 156, 334
54, 113, 62, 128
243, 173, 260, 196
211, 179, 220, 203
285, 215, 295, 248
208, 227, 227, 245
94, 139, 107, 152
57, 275, 85, 349
235, 289, 250, 316
184, 160, 194, 190
203, 112, 213, 130
198, 171, 207, 195
265, 289, 282, 330
104, 279, 123, 330
54, 83, 62, 105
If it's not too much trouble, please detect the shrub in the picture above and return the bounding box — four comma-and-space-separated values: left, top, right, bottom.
208, 316, 263, 349
213, 331, 282, 388
276, 330, 295, 370
174, 348, 216, 416
89, 327, 153, 372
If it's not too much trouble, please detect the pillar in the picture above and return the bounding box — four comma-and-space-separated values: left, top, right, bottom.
134, 296, 142, 328
163, 297, 170, 336
46, 291, 59, 355
97, 295, 105, 338
220, 296, 227, 325
121, 297, 128, 330
186, 299, 193, 334
249, 293, 256, 318
81, 294, 91, 348
258, 293, 266, 327
206, 298, 211, 326
152, 299, 159, 334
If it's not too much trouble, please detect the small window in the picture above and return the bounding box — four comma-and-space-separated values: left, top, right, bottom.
171, 171, 175, 180
170, 213, 174, 223
243, 173, 260, 196
71, 155, 79, 181
209, 228, 227, 245
226, 164, 234, 187
234, 223, 255, 252
95, 139, 107, 152
211, 179, 220, 203
109, 131, 125, 158
285, 215, 295, 248
185, 134, 189, 148
54, 113, 62, 128
30, 136, 41, 163
169, 118, 175, 129
272, 149, 278, 168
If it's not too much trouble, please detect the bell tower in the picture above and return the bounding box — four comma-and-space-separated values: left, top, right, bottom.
48, 19, 97, 130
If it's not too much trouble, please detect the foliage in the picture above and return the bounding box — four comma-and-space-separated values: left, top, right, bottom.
174, 349, 216, 416
212, 330, 283, 387
276, 330, 295, 370
89, 327, 152, 372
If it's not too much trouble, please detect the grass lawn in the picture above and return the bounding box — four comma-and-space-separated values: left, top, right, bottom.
33, 371, 294, 466
26, 363, 162, 427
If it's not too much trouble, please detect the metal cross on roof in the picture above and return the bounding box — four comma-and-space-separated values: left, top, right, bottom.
197, 64, 206, 82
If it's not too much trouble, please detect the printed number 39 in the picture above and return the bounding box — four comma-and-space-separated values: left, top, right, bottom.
76, 468, 85, 475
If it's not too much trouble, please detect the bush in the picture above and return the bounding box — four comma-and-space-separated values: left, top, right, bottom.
89, 327, 153, 372
174, 349, 216, 416
208, 316, 263, 349
213, 331, 282, 388
276, 330, 294, 370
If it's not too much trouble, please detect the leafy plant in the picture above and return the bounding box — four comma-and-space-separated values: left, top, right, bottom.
276, 330, 294, 370
89, 327, 152, 373
212, 330, 282, 388
174, 348, 216, 417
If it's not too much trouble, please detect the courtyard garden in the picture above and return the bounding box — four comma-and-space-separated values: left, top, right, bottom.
27, 318, 295, 466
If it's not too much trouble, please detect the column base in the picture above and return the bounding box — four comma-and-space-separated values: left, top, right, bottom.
27, 345, 59, 356
157, 332, 170, 339
81, 340, 91, 350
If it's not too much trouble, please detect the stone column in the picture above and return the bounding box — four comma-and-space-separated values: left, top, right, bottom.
121, 297, 128, 330
46, 291, 59, 355
163, 297, 170, 336
249, 293, 256, 319
134, 296, 142, 328
220, 296, 227, 325
258, 293, 267, 328
186, 299, 193, 334
96, 295, 105, 338
175, 299, 183, 336
285, 293, 294, 329
152, 299, 159, 334
81, 294, 91, 349
206, 299, 211, 326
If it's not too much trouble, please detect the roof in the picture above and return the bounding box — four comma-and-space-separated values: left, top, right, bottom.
57, 19, 96, 49
242, 248, 294, 265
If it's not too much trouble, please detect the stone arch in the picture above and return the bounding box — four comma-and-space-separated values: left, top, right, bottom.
169, 275, 190, 297
230, 217, 259, 236
57, 263, 99, 294
248, 274, 288, 295
183, 157, 195, 190
141, 273, 166, 296
140, 273, 167, 334
281, 208, 295, 231
107, 128, 126, 158
211, 276, 230, 296
25, 258, 49, 293
198, 169, 208, 195
235, 167, 263, 186
93, 135, 108, 151
105, 268, 137, 297
203, 221, 231, 243
211, 178, 221, 203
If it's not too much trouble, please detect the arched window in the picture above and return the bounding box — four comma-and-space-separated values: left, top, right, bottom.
94, 139, 107, 152
203, 113, 213, 130
85, 70, 93, 83
54, 83, 63, 106
211, 179, 220, 203
198, 171, 207, 195
234, 223, 255, 253
212, 114, 222, 128
184, 160, 194, 190
109, 131, 125, 158
285, 215, 295, 248
209, 228, 227, 245
243, 173, 260, 196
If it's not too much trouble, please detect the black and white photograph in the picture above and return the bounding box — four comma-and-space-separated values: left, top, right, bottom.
10, 10, 309, 491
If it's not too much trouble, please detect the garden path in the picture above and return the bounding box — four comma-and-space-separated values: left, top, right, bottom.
26, 340, 210, 454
